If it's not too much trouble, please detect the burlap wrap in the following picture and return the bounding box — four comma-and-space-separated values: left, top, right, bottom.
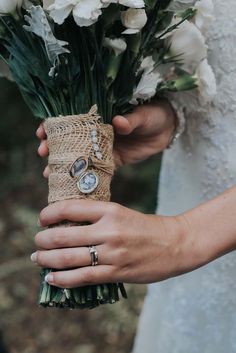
44, 106, 115, 204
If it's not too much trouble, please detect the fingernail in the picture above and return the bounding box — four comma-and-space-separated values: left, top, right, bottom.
45, 274, 54, 283
30, 252, 38, 263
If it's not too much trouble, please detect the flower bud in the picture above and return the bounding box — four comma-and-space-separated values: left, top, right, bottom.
121, 8, 147, 34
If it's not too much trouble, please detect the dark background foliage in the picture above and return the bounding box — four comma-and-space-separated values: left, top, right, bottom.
0, 78, 161, 353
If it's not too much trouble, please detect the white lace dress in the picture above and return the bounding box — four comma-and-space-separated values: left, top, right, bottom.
133, 2, 236, 352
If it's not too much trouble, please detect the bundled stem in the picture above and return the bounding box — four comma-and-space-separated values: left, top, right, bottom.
39, 109, 127, 309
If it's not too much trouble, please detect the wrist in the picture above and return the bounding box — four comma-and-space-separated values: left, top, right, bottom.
176, 209, 227, 275
169, 213, 215, 276
180, 189, 236, 268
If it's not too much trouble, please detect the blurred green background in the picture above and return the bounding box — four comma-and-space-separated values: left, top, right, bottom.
0, 78, 161, 353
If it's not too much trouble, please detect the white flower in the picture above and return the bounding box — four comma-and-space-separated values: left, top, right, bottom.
121, 8, 147, 34
195, 59, 216, 103
140, 55, 155, 73
103, 0, 145, 7
194, 0, 214, 33
131, 71, 162, 104
48, 0, 105, 27
104, 37, 127, 56
166, 20, 207, 73
43, 0, 54, 9
131, 56, 162, 104
168, 0, 196, 11
48, 0, 145, 26
0, 0, 23, 15
119, 0, 145, 7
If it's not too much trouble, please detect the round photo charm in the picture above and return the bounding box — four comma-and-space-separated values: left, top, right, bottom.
77, 171, 99, 194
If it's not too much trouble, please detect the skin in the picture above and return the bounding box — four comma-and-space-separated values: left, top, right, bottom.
37, 100, 176, 175
32, 101, 236, 289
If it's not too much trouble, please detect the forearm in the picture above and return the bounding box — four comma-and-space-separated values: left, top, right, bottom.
179, 185, 236, 269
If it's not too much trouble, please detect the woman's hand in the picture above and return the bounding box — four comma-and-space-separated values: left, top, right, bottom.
32, 185, 236, 288
31, 199, 210, 289
36, 100, 176, 176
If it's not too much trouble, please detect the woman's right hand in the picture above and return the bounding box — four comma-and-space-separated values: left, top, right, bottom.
36, 99, 176, 176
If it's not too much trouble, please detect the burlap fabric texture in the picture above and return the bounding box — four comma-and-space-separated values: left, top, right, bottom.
44, 106, 115, 204
39, 107, 127, 309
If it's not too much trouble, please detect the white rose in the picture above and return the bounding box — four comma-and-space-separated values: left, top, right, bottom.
194, 0, 214, 33
195, 59, 216, 103
121, 8, 147, 34
166, 20, 207, 73
0, 0, 23, 15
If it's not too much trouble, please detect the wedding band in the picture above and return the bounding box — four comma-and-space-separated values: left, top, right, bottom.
88, 246, 99, 266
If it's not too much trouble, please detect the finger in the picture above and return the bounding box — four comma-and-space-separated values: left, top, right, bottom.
39, 199, 110, 227
38, 140, 49, 157
36, 124, 46, 140
112, 110, 143, 136
43, 165, 50, 178
44, 265, 117, 288
35, 225, 104, 250
31, 244, 109, 270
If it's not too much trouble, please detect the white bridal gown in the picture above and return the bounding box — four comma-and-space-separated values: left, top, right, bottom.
133, 2, 236, 353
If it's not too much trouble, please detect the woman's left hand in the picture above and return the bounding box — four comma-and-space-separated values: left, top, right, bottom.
31, 199, 203, 289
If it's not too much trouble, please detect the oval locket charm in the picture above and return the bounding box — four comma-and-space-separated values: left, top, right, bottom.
70, 157, 88, 178
70, 157, 99, 194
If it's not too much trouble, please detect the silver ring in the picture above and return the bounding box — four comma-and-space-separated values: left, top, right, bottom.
88, 246, 99, 266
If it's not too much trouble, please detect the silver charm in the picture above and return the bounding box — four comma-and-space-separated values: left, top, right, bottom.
91, 136, 98, 143
91, 129, 97, 137
77, 171, 99, 194
95, 152, 103, 160
70, 157, 88, 178
93, 144, 99, 152
90, 128, 103, 160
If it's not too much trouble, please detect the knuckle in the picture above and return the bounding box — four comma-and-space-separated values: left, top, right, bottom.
110, 229, 125, 247
117, 246, 129, 260
108, 266, 117, 281
57, 201, 69, 217
108, 202, 122, 217
112, 246, 128, 266
80, 269, 95, 285
61, 251, 73, 267
53, 231, 68, 248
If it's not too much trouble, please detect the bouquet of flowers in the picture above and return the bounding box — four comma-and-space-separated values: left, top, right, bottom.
0, 0, 215, 309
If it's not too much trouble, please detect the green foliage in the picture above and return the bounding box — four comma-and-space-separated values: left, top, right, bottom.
0, 4, 196, 123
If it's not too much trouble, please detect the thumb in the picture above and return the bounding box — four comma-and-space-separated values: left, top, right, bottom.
112, 111, 143, 136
